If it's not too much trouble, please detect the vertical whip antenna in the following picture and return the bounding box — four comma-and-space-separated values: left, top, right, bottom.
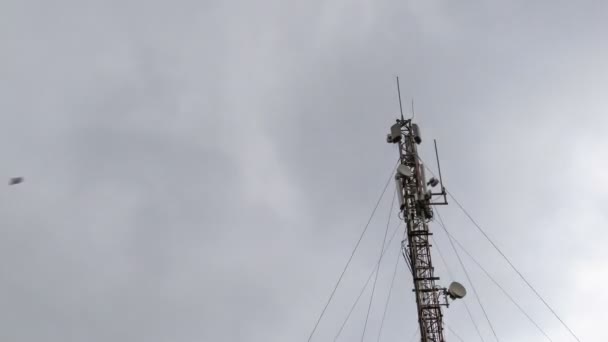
396, 76, 405, 121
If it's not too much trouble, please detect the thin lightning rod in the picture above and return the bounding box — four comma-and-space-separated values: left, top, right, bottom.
396, 76, 405, 121
434, 139, 444, 191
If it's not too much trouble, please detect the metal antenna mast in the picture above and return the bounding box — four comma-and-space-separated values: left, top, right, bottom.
387, 82, 464, 342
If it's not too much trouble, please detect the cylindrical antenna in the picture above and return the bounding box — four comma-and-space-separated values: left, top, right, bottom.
411, 99, 415, 120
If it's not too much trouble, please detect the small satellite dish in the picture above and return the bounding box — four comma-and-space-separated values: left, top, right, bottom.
447, 282, 467, 299
9, 177, 24, 185
427, 177, 439, 187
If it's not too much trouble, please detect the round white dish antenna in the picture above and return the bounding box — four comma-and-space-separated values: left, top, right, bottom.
397, 165, 412, 178
447, 282, 467, 299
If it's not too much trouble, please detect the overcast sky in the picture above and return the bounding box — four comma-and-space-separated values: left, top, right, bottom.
1, 0, 607, 341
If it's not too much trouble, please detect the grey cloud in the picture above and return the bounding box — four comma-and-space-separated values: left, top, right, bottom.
1, 0, 607, 341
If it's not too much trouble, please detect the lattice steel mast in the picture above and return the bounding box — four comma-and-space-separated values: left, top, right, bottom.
387, 113, 464, 342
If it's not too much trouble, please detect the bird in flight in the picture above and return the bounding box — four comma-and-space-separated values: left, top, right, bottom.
9, 177, 24, 185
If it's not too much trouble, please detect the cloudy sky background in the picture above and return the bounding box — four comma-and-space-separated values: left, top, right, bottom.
1, 0, 607, 341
